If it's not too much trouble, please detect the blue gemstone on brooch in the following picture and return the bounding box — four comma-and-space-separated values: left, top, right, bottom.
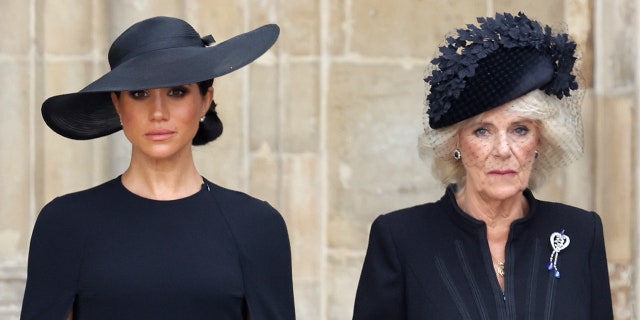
554, 270, 561, 279
547, 262, 554, 270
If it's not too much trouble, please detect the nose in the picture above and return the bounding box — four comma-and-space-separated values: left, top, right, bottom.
494, 132, 511, 158
149, 90, 168, 121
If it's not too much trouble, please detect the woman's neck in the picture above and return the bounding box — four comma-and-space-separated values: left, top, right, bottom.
121, 150, 203, 200
455, 185, 529, 259
455, 186, 528, 227
455, 186, 529, 291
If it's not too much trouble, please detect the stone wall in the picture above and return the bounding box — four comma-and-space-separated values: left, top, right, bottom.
0, 0, 636, 319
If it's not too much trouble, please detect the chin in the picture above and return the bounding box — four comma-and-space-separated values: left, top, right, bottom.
482, 184, 527, 201
141, 145, 183, 160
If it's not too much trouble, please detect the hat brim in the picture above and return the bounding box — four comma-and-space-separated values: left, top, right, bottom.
42, 23, 279, 140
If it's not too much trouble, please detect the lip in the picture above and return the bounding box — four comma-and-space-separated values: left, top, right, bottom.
488, 170, 517, 175
145, 129, 176, 141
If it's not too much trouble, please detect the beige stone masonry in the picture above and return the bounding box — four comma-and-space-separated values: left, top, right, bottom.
0, 1, 636, 319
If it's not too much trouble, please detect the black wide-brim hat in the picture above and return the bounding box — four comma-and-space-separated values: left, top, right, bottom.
42, 16, 280, 140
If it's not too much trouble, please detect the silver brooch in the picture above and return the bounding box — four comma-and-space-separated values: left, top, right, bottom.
547, 229, 570, 278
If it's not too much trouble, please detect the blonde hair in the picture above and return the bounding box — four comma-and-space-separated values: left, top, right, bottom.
418, 89, 584, 190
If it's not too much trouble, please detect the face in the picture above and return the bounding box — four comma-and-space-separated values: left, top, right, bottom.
457, 103, 540, 201
112, 84, 212, 161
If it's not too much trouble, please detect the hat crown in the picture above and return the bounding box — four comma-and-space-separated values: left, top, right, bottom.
108, 16, 204, 69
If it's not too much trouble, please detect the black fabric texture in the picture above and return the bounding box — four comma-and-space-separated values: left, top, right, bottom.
429, 47, 554, 128
352, 186, 613, 320
21, 177, 295, 320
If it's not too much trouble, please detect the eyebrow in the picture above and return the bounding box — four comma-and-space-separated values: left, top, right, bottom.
511, 119, 535, 126
467, 118, 535, 128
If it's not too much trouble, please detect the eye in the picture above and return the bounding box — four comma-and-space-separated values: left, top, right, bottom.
514, 126, 529, 135
474, 128, 489, 136
168, 87, 188, 96
129, 90, 149, 98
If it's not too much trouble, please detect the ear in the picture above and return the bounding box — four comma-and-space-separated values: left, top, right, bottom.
202, 87, 214, 116
535, 122, 544, 149
537, 137, 543, 148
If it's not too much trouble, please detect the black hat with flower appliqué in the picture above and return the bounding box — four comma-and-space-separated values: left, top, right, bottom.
424, 12, 579, 129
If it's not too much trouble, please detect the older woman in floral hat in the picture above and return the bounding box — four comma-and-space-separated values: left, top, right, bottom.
22, 17, 295, 320
353, 12, 612, 320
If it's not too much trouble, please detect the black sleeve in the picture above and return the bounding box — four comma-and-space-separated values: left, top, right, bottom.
353, 215, 406, 320
21, 199, 84, 320
588, 212, 613, 320
220, 197, 296, 320
243, 203, 295, 320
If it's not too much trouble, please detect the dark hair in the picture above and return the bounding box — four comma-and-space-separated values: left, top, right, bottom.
193, 79, 222, 145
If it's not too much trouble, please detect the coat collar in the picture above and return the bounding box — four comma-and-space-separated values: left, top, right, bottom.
442, 184, 539, 233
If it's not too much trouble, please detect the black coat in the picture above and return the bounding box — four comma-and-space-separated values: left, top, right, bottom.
21, 177, 295, 320
353, 187, 613, 320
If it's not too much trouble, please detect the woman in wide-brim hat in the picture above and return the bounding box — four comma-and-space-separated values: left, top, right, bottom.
353, 12, 613, 319
22, 16, 295, 320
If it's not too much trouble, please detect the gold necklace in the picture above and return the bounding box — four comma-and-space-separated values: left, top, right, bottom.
496, 260, 505, 277
491, 255, 505, 277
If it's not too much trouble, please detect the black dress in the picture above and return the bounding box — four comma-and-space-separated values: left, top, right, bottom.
21, 177, 295, 320
353, 186, 613, 320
